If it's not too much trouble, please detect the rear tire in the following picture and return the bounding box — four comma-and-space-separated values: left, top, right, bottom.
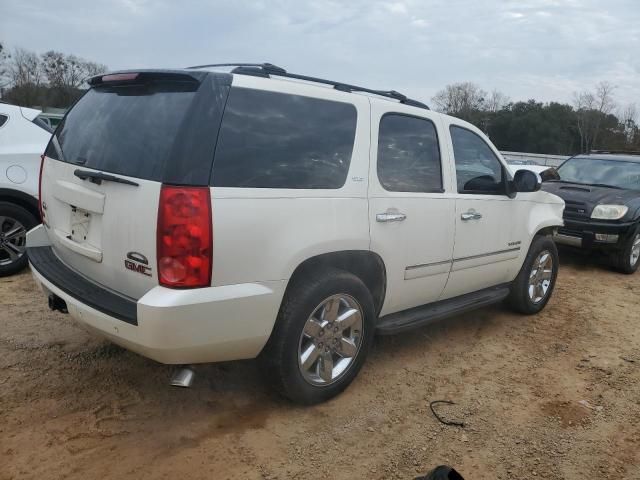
260, 268, 376, 405
0, 202, 38, 277
613, 227, 640, 274
508, 235, 559, 315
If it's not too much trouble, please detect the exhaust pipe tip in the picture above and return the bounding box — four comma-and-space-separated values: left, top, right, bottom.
48, 294, 68, 314
170, 366, 195, 388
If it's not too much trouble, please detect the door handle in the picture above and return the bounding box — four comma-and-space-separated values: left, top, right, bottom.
461, 211, 482, 221
376, 212, 407, 223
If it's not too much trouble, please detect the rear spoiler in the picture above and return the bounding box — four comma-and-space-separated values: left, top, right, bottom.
88, 69, 208, 87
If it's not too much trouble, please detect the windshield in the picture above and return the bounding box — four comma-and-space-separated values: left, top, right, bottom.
555, 157, 640, 190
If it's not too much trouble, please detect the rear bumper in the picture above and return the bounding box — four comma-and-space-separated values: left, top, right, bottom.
27, 242, 285, 364
553, 218, 636, 250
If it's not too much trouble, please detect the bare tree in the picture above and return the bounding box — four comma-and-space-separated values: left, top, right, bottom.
620, 103, 638, 124
619, 103, 638, 146
0, 42, 10, 93
591, 81, 616, 149
485, 89, 510, 113
82, 60, 108, 79
432, 82, 487, 120
2, 45, 108, 107
573, 82, 616, 153
573, 90, 595, 153
8, 47, 44, 88
40, 50, 66, 87
41, 51, 108, 89
42, 51, 84, 89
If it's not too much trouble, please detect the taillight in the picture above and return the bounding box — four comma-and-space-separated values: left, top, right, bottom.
38, 154, 45, 222
101, 73, 139, 83
157, 185, 212, 288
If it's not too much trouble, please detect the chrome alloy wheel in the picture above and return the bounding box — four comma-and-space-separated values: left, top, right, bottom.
298, 294, 364, 386
0, 216, 27, 267
630, 233, 640, 267
528, 250, 554, 304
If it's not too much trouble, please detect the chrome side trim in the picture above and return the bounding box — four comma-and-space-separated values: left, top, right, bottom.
406, 259, 452, 270
405, 247, 522, 279
404, 259, 452, 280
453, 247, 521, 263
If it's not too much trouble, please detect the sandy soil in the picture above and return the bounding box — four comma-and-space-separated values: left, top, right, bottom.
1, 250, 639, 480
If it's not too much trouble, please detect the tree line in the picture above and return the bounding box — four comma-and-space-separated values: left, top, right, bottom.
0, 43, 107, 109
1, 42, 638, 155
432, 81, 639, 155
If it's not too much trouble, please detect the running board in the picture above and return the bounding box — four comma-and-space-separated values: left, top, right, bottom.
376, 284, 511, 335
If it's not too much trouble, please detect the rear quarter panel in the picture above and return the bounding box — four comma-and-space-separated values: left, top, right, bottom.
210, 75, 371, 287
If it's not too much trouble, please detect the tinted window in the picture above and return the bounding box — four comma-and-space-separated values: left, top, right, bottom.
450, 126, 504, 194
212, 88, 357, 189
377, 114, 442, 192
0, 114, 7, 128
51, 81, 200, 181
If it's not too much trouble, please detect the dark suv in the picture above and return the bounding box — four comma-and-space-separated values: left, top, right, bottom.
542, 151, 640, 273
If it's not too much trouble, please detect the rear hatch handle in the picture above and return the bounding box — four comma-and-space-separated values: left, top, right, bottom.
74, 169, 139, 187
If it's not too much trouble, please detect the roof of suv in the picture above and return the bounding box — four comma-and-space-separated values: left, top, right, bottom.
185, 62, 431, 111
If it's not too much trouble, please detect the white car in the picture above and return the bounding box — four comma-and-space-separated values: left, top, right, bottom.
0, 102, 51, 275
507, 162, 552, 176
27, 65, 564, 404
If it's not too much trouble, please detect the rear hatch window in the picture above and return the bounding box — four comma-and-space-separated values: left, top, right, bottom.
47, 71, 230, 185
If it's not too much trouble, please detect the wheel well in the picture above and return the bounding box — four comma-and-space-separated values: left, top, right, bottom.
535, 226, 556, 237
0, 189, 40, 221
288, 251, 387, 315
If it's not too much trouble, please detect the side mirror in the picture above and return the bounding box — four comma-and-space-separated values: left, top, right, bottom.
539, 167, 560, 182
513, 169, 541, 193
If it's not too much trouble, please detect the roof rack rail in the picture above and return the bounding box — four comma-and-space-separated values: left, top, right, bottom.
186, 62, 429, 110
186, 63, 287, 74
590, 149, 640, 156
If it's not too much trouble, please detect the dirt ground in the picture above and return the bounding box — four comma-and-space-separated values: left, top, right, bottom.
1, 250, 639, 480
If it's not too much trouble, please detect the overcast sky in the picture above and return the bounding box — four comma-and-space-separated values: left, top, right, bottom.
2, 0, 639, 107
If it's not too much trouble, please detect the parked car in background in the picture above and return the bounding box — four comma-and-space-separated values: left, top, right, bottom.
543, 151, 640, 273
37, 112, 65, 131
0, 102, 51, 276
27, 64, 563, 404
507, 161, 552, 176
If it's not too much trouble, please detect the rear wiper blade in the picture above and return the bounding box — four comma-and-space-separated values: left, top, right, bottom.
74, 169, 139, 187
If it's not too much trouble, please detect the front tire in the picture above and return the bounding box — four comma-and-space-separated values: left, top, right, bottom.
0, 202, 38, 277
614, 227, 640, 274
261, 268, 376, 404
508, 235, 559, 315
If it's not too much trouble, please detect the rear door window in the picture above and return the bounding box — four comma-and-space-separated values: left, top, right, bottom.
377, 114, 443, 193
212, 87, 357, 189
0, 114, 7, 128
48, 81, 201, 182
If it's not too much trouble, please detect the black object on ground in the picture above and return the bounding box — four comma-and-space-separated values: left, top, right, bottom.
415, 465, 465, 480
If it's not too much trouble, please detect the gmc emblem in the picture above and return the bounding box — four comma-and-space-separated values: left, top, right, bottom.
125, 252, 152, 277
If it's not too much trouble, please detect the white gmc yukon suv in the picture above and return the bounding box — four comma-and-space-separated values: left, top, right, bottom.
27, 64, 564, 404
